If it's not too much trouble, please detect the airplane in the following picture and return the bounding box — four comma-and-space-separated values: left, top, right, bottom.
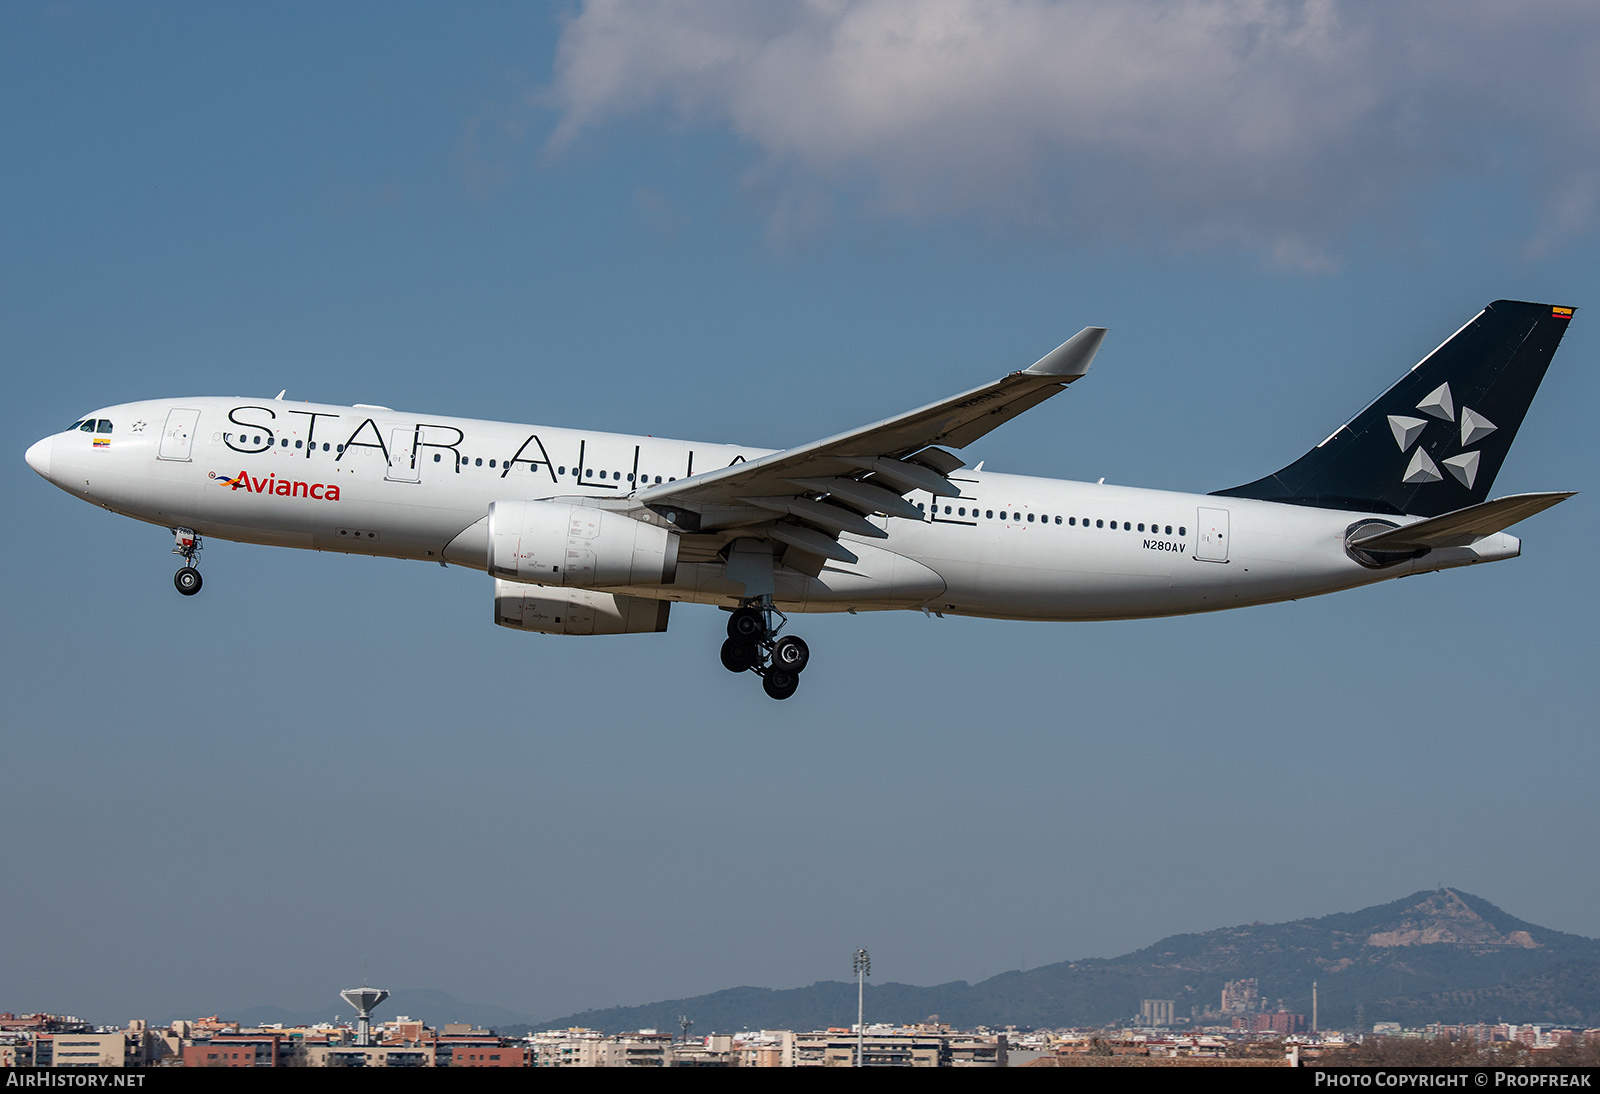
24, 299, 1576, 701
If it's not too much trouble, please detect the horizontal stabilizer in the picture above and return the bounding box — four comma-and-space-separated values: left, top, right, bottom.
1349, 492, 1574, 552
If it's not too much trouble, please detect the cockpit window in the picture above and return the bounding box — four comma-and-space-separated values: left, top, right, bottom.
79, 420, 96, 432
96, 420, 113, 434
68, 420, 86, 431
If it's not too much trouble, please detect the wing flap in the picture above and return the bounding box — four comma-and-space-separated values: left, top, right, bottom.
841, 456, 959, 497
741, 495, 890, 539
786, 477, 926, 520
766, 520, 860, 563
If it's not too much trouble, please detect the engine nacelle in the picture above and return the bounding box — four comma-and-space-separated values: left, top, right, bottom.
494, 579, 671, 635
487, 500, 679, 587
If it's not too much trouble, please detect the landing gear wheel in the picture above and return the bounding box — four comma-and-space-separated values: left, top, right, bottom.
171, 528, 204, 595
722, 598, 806, 699
720, 638, 756, 673
771, 635, 810, 673
174, 566, 203, 596
762, 669, 800, 701
727, 607, 767, 643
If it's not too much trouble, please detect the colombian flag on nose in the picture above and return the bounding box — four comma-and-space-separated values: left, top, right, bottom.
93, 437, 109, 448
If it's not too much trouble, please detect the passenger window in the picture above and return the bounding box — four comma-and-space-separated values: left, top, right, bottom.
1165, 525, 1172, 535
1055, 516, 1061, 524
1138, 523, 1145, 532
295, 440, 303, 449
1027, 514, 1035, 522
1096, 519, 1103, 528
434, 453, 442, 462
1179, 526, 1186, 536
585, 469, 592, 477
1123, 522, 1131, 531
958, 507, 966, 516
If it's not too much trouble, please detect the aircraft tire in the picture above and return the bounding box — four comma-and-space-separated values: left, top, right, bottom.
720, 638, 756, 673
772, 635, 810, 673
762, 669, 799, 701
727, 607, 766, 642
174, 567, 203, 596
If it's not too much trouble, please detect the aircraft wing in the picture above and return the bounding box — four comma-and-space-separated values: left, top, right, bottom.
630, 327, 1107, 568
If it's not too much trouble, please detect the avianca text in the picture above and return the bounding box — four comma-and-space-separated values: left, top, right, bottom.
215, 470, 341, 501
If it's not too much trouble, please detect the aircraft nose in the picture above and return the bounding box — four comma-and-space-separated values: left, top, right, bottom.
24, 436, 53, 479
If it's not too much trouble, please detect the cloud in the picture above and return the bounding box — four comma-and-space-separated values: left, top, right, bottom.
547, 0, 1600, 265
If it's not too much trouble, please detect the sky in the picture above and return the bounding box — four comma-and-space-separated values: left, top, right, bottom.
3, 1, 1598, 1027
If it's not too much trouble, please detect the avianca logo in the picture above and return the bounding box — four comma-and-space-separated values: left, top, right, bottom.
211, 470, 342, 501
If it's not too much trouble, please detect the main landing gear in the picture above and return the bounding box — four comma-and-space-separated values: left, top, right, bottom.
172, 527, 203, 596
719, 597, 810, 701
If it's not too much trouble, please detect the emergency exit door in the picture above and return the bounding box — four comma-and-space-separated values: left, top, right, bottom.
1195, 507, 1230, 562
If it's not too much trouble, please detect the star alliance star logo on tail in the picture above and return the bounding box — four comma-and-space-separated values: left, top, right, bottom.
1387, 381, 1494, 489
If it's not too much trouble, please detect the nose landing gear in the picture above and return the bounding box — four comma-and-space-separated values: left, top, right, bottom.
720, 598, 810, 700
172, 528, 203, 596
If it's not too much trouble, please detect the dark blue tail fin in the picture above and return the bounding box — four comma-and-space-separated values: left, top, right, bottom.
1213, 300, 1573, 517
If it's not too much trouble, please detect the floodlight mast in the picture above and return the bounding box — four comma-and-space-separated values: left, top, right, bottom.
853, 948, 870, 1068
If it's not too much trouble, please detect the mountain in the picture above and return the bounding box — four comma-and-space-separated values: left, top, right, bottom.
525, 889, 1600, 1033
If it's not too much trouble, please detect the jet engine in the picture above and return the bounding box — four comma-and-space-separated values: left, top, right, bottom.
487, 500, 679, 587
493, 579, 671, 635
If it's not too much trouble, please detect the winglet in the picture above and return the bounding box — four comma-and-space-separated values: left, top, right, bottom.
1024, 326, 1108, 379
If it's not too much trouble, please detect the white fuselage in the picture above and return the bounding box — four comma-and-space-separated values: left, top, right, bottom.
27, 396, 1520, 621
